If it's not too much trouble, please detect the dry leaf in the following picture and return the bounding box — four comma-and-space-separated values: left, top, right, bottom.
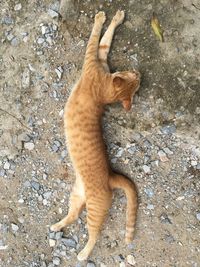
151, 12, 164, 42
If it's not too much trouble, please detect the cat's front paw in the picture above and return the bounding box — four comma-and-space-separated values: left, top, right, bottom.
95, 11, 106, 25
112, 10, 125, 26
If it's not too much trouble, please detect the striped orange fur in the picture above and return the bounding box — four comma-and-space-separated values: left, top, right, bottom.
50, 10, 140, 261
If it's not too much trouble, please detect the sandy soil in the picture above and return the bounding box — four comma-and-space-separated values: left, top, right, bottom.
0, 1, 200, 267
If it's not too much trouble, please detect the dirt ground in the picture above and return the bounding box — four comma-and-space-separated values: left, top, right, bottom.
0, 0, 200, 267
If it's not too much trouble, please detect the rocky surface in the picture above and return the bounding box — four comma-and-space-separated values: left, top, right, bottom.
0, 0, 199, 267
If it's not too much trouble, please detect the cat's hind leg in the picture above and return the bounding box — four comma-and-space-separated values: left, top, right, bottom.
77, 192, 112, 261
50, 178, 86, 232
98, 10, 125, 71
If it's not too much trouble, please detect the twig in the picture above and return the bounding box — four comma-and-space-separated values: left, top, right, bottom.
0, 108, 32, 131
192, 3, 200, 10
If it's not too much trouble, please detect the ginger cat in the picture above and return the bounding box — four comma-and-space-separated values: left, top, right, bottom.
51, 10, 140, 261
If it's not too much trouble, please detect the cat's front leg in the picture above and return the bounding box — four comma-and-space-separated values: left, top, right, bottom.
83, 12, 106, 68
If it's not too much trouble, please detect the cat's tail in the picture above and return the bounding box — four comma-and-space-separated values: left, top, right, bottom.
109, 173, 138, 244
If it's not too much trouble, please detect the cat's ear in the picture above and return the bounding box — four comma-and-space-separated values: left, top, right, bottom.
122, 98, 132, 111
113, 75, 126, 89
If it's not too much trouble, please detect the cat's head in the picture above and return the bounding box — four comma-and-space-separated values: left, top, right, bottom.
111, 70, 140, 111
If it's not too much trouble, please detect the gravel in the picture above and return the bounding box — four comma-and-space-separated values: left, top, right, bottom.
11, 223, 19, 232
48, 9, 59, 18
24, 142, 35, 150
0, 1, 199, 267
14, 3, 22, 11
52, 257, 61, 265
127, 255, 136, 266
87, 262, 96, 267
61, 237, 77, 248
143, 165, 151, 174
196, 213, 200, 221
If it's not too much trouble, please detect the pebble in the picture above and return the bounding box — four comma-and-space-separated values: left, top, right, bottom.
196, 163, 200, 170
191, 160, 197, 166
161, 124, 176, 135
115, 148, 124, 158
87, 262, 96, 267
31, 181, 40, 191
18, 198, 24, 203
11, 37, 19, 46
163, 147, 173, 155
49, 239, 56, 247
143, 165, 151, 174
119, 262, 126, 267
41, 26, 48, 35
43, 191, 52, 199
127, 254, 136, 265
43, 199, 48, 205
24, 142, 35, 150
21, 68, 30, 89
147, 204, 154, 210
48, 9, 59, 18
0, 169, 5, 177
127, 145, 137, 154
160, 213, 172, 224
2, 16, 14, 25
55, 232, 63, 240
55, 67, 63, 79
11, 223, 19, 232
14, 3, 22, 11
4, 162, 10, 170
61, 237, 76, 248
196, 213, 200, 221
158, 150, 169, 162
6, 33, 14, 41
132, 132, 142, 141
144, 188, 154, 197
37, 37, 45, 44
53, 257, 61, 266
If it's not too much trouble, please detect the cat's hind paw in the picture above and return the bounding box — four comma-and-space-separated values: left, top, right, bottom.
95, 11, 106, 25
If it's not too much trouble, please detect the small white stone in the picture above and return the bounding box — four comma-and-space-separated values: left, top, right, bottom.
191, 160, 197, 166
37, 37, 45, 44
55, 66, 63, 79
143, 165, 151, 174
49, 239, 56, 247
127, 254, 136, 266
18, 217, 24, 224
196, 213, 200, 221
24, 142, 34, 150
14, 3, 22, 11
41, 25, 47, 35
4, 162, 10, 170
18, 198, 24, 203
59, 109, 64, 117
119, 262, 126, 267
48, 9, 59, 18
11, 223, 19, 232
53, 257, 61, 265
43, 199, 48, 206
176, 196, 185, 201
158, 150, 169, 162
147, 204, 154, 210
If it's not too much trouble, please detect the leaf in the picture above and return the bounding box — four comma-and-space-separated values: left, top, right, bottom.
151, 12, 164, 42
